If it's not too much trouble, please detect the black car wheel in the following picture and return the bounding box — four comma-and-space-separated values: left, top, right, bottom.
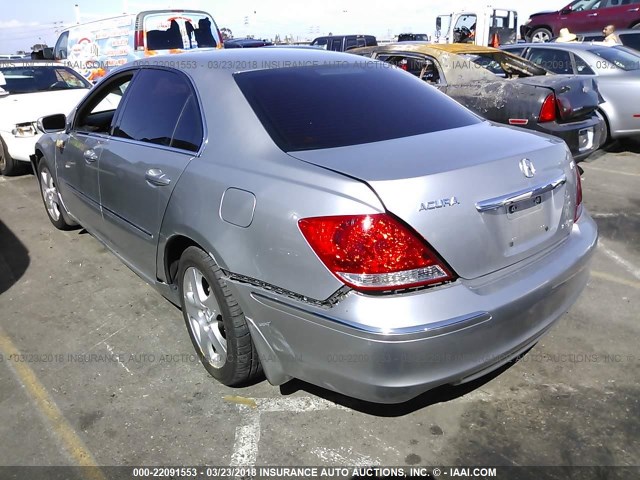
531, 27, 552, 43
0, 136, 23, 176
37, 160, 76, 230
178, 246, 262, 386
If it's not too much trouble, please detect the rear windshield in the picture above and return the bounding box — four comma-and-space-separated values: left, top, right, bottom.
0, 65, 90, 94
234, 63, 480, 151
144, 12, 219, 50
620, 33, 640, 51
587, 46, 640, 71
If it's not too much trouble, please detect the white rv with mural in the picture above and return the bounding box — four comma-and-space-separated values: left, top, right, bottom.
50, 10, 223, 82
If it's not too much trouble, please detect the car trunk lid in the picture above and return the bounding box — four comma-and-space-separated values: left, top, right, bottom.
514, 75, 601, 122
288, 122, 577, 280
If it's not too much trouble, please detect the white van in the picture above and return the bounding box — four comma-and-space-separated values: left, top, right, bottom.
51, 9, 223, 82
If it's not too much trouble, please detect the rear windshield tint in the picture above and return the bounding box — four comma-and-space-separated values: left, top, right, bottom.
234, 63, 480, 151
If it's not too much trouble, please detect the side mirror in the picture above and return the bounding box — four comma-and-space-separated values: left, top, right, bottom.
436, 17, 442, 31
37, 114, 67, 133
560, 6, 573, 14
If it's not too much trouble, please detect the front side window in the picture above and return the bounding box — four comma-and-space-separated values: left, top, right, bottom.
113, 69, 202, 151
570, 0, 603, 11
312, 38, 328, 49
74, 73, 133, 133
54, 31, 69, 60
528, 48, 573, 74
453, 14, 477, 43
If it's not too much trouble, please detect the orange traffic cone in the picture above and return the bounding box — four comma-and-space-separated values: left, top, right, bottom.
490, 32, 500, 48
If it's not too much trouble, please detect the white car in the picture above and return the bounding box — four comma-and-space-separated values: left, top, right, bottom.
0, 61, 91, 176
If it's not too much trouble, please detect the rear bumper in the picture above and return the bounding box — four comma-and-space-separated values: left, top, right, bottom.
534, 115, 606, 162
226, 213, 598, 404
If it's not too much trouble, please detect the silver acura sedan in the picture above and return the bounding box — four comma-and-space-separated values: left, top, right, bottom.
34, 48, 597, 403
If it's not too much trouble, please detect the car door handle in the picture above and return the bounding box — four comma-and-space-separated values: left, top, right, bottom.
83, 149, 98, 162
586, 12, 598, 16
145, 168, 171, 186
475, 174, 567, 212
629, 7, 640, 11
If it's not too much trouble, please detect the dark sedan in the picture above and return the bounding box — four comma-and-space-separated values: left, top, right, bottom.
350, 43, 606, 161
501, 43, 640, 142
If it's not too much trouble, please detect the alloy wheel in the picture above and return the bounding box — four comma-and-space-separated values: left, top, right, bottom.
40, 169, 61, 221
182, 266, 227, 368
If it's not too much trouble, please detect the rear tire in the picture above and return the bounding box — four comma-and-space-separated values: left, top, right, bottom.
0, 136, 24, 176
178, 246, 262, 386
530, 27, 552, 43
37, 160, 76, 230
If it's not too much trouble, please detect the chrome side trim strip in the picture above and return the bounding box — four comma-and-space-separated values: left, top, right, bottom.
475, 174, 567, 212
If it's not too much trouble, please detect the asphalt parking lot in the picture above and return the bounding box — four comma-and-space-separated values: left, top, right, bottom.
0, 141, 638, 476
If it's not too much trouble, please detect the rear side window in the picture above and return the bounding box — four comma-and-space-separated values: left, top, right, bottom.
234, 63, 480, 152
114, 69, 202, 151
528, 48, 573, 74
573, 54, 595, 74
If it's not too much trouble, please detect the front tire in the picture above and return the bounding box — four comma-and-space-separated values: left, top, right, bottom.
37, 161, 76, 230
0, 136, 23, 176
178, 246, 262, 386
530, 27, 552, 43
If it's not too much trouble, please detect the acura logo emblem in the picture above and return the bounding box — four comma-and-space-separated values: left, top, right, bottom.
519, 158, 536, 178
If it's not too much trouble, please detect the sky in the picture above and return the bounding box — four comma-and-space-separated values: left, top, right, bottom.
0, 0, 564, 53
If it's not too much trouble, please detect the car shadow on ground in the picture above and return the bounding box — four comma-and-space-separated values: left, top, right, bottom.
0, 219, 30, 295
279, 351, 531, 416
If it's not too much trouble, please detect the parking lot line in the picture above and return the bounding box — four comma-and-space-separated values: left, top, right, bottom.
599, 242, 640, 280
591, 271, 640, 290
585, 166, 640, 178
0, 327, 106, 480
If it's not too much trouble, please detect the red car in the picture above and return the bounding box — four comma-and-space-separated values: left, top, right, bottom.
522, 0, 640, 43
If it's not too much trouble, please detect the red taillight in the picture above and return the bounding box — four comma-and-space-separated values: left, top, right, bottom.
539, 93, 557, 123
134, 30, 145, 51
574, 164, 583, 222
399, 59, 408, 71
298, 214, 455, 291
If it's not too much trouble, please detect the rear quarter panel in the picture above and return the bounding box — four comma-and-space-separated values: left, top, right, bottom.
159, 152, 385, 301
596, 75, 640, 136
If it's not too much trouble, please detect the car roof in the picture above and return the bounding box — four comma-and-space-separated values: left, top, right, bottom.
350, 42, 502, 57
503, 42, 614, 51
121, 48, 374, 80
581, 29, 640, 36
312, 34, 375, 40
